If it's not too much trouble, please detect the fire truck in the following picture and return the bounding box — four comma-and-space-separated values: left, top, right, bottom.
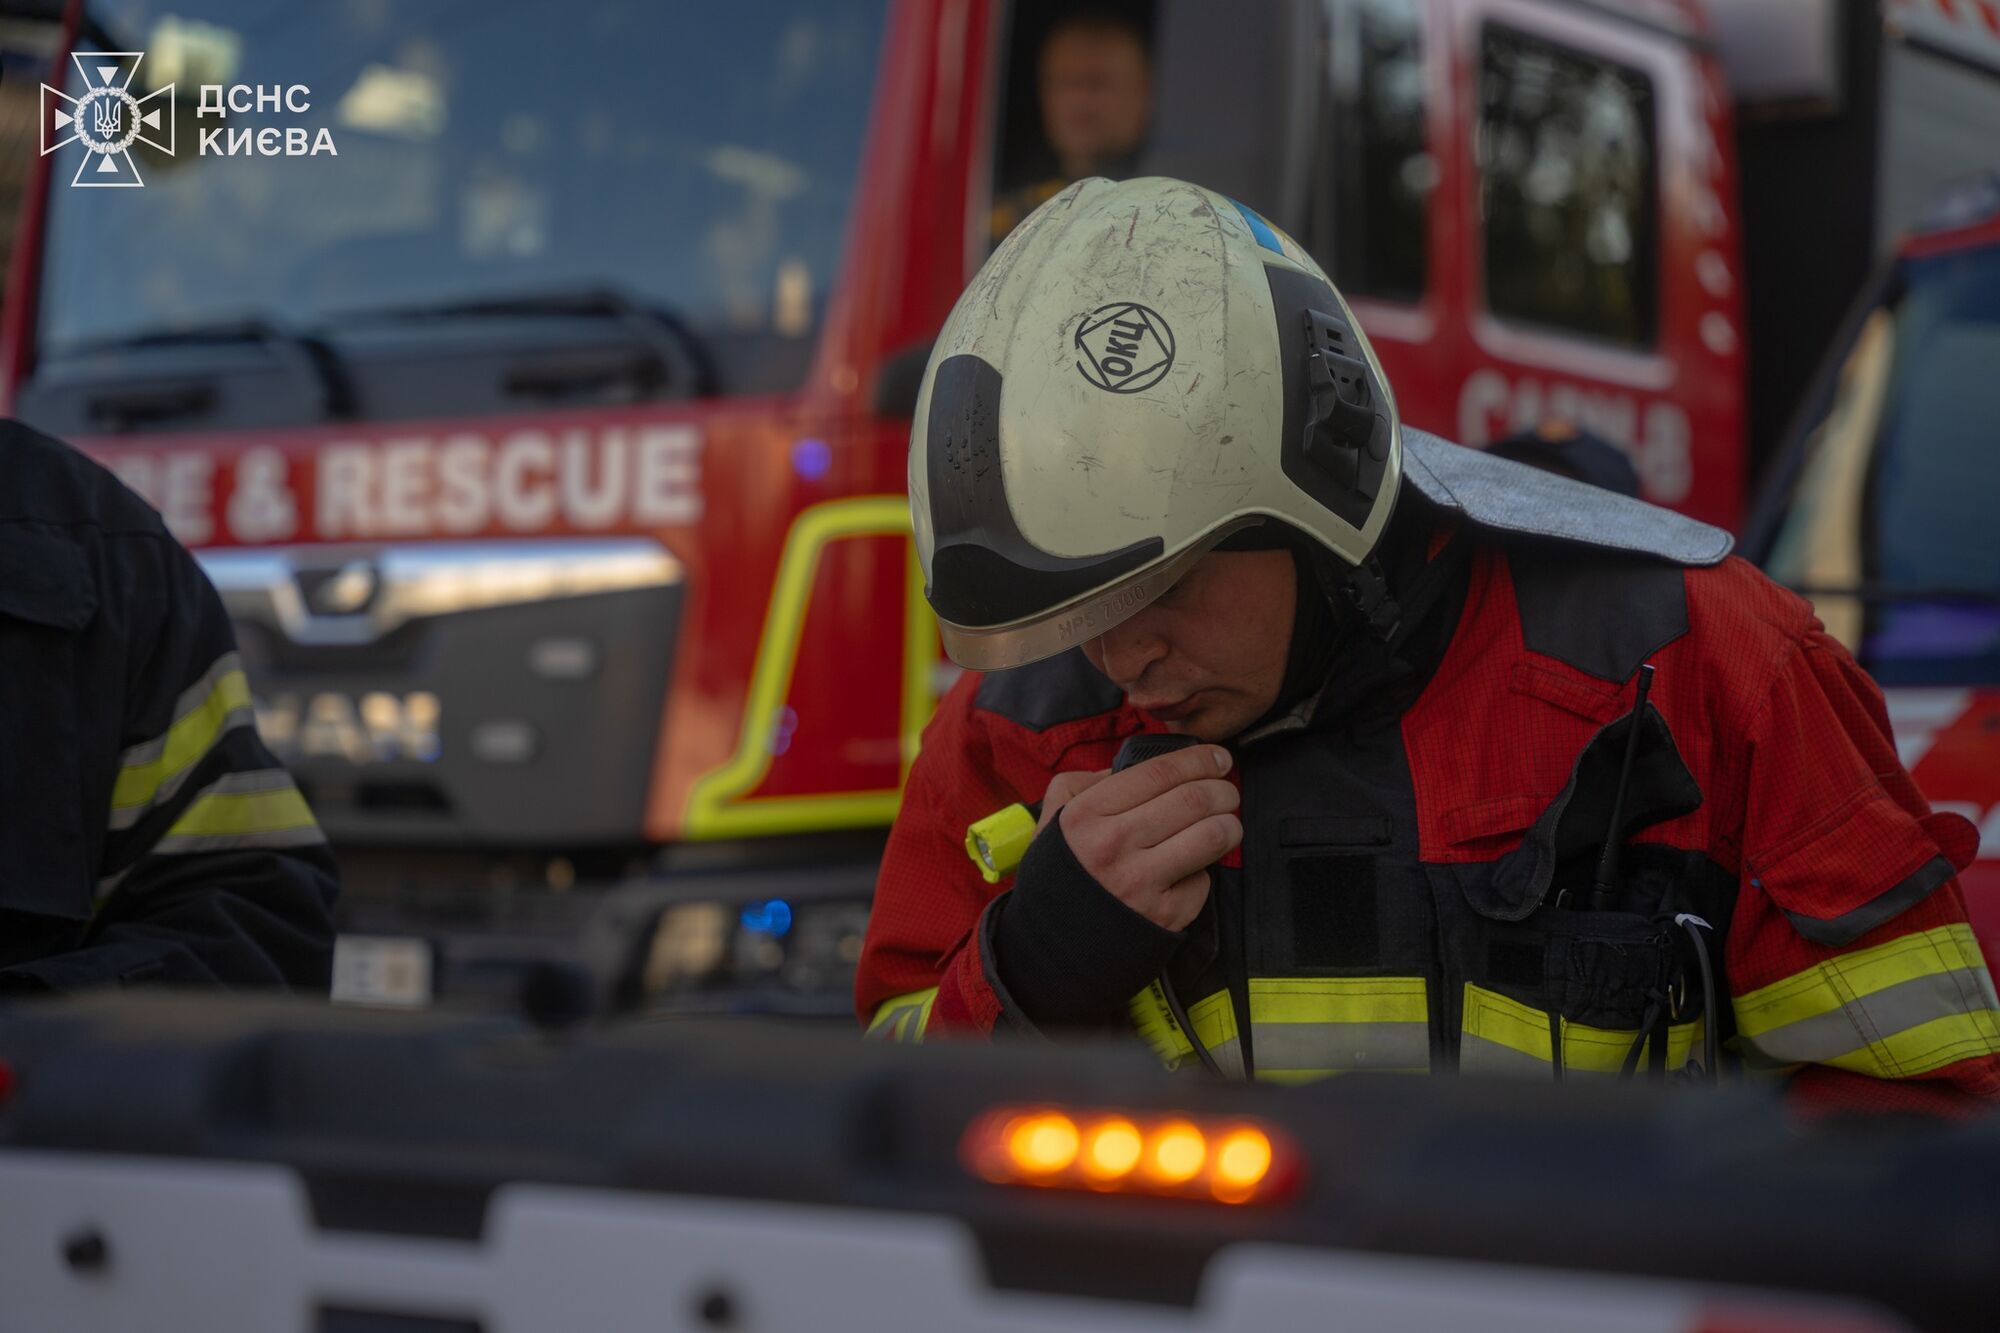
1747, 192, 2000, 965
1720, 0, 2000, 961
2, 0, 1979, 1001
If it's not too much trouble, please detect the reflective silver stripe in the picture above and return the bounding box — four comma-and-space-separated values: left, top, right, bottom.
1252, 1021, 1432, 1074
186, 768, 297, 798
114, 650, 245, 771
1461, 1021, 1707, 1077
1203, 1034, 1248, 1080
1460, 1031, 1553, 1078
866, 988, 938, 1043
147, 768, 324, 856
1738, 967, 2000, 1069
148, 824, 328, 857
98, 769, 315, 897
107, 651, 257, 830
109, 746, 251, 831
97, 810, 327, 898
1152, 981, 1433, 1080
1179, 989, 1246, 1077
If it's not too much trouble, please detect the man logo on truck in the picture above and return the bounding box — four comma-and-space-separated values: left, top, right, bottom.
40, 53, 174, 188
1075, 301, 1174, 393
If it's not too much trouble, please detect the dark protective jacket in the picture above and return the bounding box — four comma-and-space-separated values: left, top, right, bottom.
857, 501, 2000, 1113
0, 419, 338, 993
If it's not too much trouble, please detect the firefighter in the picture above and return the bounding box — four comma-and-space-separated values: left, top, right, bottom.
1485, 420, 1642, 498
858, 176, 2000, 1112
0, 419, 338, 994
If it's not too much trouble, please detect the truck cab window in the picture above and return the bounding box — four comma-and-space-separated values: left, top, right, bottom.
1320, 0, 1430, 302
1767, 242, 2000, 684
29, 0, 889, 423
990, 2, 1157, 245
1478, 24, 1657, 346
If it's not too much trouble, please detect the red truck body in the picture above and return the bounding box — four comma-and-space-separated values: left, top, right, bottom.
5, 0, 1759, 888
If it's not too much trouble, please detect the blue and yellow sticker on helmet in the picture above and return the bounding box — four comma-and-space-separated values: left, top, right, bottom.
1226, 197, 1286, 256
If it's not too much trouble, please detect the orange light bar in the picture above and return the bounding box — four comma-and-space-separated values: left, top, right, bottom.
961, 1106, 1300, 1204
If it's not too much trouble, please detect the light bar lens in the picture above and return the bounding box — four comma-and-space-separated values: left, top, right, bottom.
1082, 1118, 1144, 1180
1213, 1128, 1275, 1202
1145, 1120, 1207, 1184
963, 1106, 1297, 1204
1008, 1112, 1080, 1173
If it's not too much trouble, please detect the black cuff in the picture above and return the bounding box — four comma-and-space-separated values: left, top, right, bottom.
987, 817, 1185, 1028
1783, 854, 1956, 947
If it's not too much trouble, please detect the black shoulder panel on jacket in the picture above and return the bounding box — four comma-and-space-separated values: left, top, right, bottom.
974, 648, 1124, 732
1506, 541, 1689, 683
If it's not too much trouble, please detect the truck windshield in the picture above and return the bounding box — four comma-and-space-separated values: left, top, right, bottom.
37, 0, 888, 397
1767, 236, 2000, 682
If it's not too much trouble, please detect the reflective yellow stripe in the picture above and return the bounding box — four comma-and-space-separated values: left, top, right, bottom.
1733, 923, 2000, 1078
682, 499, 938, 839
116, 768, 326, 862
1735, 924, 1989, 1033
866, 987, 938, 1042
1460, 985, 1551, 1074
1186, 989, 1245, 1077
1822, 1012, 2000, 1079
1248, 977, 1431, 1078
1249, 976, 1428, 1024
1128, 982, 1243, 1075
1130, 980, 1189, 1064
166, 784, 316, 839
110, 657, 253, 815
1460, 983, 1703, 1077
1131, 978, 1429, 1081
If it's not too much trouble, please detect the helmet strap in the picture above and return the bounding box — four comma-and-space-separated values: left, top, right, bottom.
1337, 554, 1403, 644
1311, 494, 1462, 655
1244, 505, 1465, 739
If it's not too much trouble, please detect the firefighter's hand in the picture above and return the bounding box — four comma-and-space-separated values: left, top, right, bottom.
1055, 745, 1240, 931
1035, 768, 1111, 834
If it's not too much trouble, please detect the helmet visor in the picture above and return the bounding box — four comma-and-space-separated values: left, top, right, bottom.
932, 527, 1239, 672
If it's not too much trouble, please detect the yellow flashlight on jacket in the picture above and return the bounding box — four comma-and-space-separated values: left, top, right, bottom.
964, 802, 1040, 884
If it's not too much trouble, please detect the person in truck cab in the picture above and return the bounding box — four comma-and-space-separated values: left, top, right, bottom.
990, 7, 1154, 243
858, 177, 2000, 1113
1486, 420, 1641, 499
0, 420, 339, 995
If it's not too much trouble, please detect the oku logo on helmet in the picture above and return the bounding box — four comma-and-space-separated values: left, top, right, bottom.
1074, 301, 1175, 393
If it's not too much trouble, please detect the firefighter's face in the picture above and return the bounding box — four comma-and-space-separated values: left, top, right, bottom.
1039, 24, 1151, 173
1081, 550, 1295, 742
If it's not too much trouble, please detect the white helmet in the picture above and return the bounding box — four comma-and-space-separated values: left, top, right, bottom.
910, 176, 1402, 671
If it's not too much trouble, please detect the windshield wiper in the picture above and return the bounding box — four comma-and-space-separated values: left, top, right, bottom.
67, 316, 356, 426
1788, 583, 2000, 607
327, 284, 714, 400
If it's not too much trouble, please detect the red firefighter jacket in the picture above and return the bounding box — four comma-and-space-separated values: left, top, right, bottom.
857, 533, 2000, 1114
